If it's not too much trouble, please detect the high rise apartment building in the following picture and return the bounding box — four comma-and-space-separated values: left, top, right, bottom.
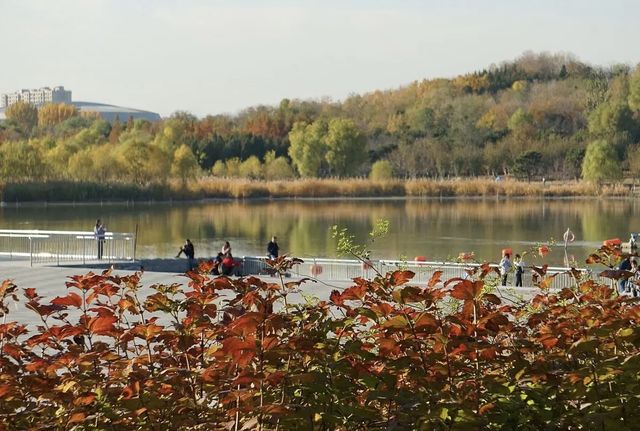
0, 86, 72, 108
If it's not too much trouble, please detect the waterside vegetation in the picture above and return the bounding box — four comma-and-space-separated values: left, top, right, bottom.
2, 52, 640, 201
0, 177, 631, 203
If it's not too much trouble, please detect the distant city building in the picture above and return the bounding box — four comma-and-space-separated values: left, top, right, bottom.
0, 86, 72, 108
0, 86, 161, 122
72, 102, 162, 123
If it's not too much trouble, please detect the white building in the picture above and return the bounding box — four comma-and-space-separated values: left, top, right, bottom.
0, 86, 72, 108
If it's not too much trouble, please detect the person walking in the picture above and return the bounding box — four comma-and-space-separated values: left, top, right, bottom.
94, 219, 106, 259
514, 254, 525, 287
499, 253, 512, 286
267, 236, 279, 259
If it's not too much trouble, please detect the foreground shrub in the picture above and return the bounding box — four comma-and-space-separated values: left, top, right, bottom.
1, 253, 640, 429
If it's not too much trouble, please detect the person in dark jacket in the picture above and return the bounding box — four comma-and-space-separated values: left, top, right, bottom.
94, 219, 106, 259
267, 236, 279, 259
514, 254, 525, 287
176, 239, 195, 270
619, 256, 632, 294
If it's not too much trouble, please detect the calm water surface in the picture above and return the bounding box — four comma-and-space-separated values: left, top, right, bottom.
1, 198, 638, 266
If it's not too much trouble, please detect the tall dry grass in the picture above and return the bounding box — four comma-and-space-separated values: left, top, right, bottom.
0, 177, 633, 202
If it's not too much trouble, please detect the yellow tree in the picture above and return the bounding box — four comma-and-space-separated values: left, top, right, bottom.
171, 145, 200, 184
5, 101, 38, 135
38, 103, 79, 128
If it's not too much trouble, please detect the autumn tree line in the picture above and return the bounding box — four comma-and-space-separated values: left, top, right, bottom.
2, 52, 640, 186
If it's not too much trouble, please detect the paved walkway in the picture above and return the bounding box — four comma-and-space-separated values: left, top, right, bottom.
0, 258, 540, 326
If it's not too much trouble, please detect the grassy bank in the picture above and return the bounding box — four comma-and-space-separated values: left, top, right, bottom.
0, 177, 632, 202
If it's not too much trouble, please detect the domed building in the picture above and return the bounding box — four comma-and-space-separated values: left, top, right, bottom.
0, 86, 161, 123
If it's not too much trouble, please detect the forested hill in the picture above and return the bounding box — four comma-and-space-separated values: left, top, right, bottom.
1, 51, 640, 184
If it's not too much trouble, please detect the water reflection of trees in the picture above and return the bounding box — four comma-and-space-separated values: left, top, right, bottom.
1, 199, 639, 260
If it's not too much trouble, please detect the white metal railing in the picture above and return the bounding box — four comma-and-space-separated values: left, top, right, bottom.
241, 256, 608, 290
0, 229, 136, 266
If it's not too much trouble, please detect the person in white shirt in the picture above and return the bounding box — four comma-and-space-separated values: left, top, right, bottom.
221, 241, 232, 257
499, 253, 512, 286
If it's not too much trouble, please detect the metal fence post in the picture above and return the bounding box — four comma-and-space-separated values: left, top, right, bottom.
29, 237, 33, 267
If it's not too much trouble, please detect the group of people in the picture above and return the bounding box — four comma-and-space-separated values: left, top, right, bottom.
175, 236, 280, 275
498, 253, 526, 287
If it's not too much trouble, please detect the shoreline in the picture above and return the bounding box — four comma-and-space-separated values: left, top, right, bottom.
0, 194, 614, 207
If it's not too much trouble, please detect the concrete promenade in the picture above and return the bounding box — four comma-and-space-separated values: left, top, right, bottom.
0, 257, 541, 326
0, 258, 352, 325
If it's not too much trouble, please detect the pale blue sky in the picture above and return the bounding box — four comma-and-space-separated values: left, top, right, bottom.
1, 0, 638, 117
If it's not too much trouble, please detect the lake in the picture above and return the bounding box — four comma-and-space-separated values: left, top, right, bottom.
0, 198, 637, 266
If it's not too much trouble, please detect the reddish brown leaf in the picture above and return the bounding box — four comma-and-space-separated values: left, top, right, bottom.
531, 265, 549, 277
483, 293, 501, 305
371, 302, 395, 317
68, 412, 86, 424
585, 254, 602, 264
479, 403, 496, 415
330, 290, 344, 306
24, 287, 38, 299
450, 280, 483, 300
133, 323, 164, 340
428, 270, 443, 288
391, 270, 415, 286
0, 385, 11, 398
2, 343, 25, 359
538, 275, 556, 290
539, 335, 559, 350
121, 381, 140, 399
262, 336, 279, 351
378, 337, 401, 356
341, 284, 368, 301
52, 292, 83, 308
74, 393, 96, 406
88, 315, 117, 334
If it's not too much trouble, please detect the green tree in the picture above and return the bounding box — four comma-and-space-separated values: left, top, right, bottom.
627, 145, 640, 181
325, 118, 367, 177
67, 148, 95, 181
239, 156, 263, 179
225, 158, 241, 177
512, 150, 543, 181
288, 121, 326, 178
5, 101, 38, 135
171, 145, 200, 184
369, 160, 393, 180
264, 151, 295, 180
0, 141, 46, 180
565, 147, 586, 180
581, 140, 621, 183
588, 101, 635, 137
211, 160, 226, 177
507, 108, 532, 132
629, 67, 640, 113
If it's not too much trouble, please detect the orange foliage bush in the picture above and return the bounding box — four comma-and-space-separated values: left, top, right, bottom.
1, 251, 640, 429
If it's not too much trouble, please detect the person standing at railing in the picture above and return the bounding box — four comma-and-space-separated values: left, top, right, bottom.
499, 253, 512, 286
267, 236, 279, 260
94, 219, 106, 259
514, 254, 525, 287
